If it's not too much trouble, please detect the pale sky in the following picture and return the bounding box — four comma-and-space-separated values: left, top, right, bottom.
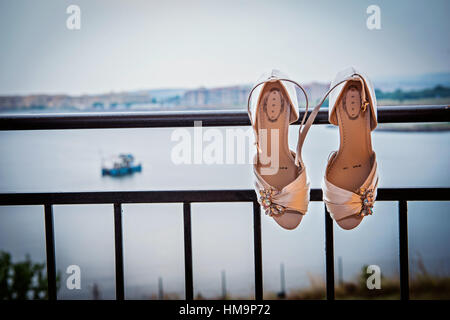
0, 0, 449, 95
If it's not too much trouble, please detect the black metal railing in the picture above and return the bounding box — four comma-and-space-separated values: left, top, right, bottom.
0, 105, 448, 130
0, 104, 449, 301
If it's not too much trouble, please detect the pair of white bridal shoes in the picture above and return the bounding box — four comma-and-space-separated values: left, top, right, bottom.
248, 67, 378, 230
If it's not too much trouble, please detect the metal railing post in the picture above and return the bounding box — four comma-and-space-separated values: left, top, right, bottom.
44, 204, 57, 300
399, 200, 410, 300
325, 205, 335, 300
114, 203, 125, 300
183, 202, 194, 300
253, 201, 263, 300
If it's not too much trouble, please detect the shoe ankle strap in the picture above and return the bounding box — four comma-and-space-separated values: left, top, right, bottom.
247, 77, 310, 167
296, 73, 369, 163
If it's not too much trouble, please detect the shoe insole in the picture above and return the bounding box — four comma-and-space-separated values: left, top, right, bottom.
255, 81, 303, 229
326, 80, 374, 229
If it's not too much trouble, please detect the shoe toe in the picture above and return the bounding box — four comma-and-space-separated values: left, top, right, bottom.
273, 210, 304, 230
335, 215, 363, 230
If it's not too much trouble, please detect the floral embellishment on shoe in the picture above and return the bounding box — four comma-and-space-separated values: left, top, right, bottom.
358, 187, 375, 217
259, 187, 285, 217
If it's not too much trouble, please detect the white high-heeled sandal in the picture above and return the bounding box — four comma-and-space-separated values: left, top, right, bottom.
315, 67, 379, 230
248, 70, 313, 230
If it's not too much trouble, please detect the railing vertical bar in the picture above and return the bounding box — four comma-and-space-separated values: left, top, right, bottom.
324, 204, 335, 300
44, 204, 57, 300
183, 202, 194, 300
253, 201, 263, 300
114, 203, 125, 300
399, 200, 410, 300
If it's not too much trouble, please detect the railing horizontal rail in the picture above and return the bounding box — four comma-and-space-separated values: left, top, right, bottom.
0, 105, 448, 130
0, 188, 448, 205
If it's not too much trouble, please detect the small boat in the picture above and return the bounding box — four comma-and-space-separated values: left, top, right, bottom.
102, 154, 142, 177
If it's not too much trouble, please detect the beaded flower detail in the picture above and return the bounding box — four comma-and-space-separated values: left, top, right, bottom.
259, 188, 286, 217
358, 188, 375, 217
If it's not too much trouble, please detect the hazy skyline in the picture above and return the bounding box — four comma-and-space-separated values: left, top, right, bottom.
0, 0, 449, 96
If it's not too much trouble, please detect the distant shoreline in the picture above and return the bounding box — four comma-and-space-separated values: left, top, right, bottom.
375, 123, 450, 132
325, 123, 450, 133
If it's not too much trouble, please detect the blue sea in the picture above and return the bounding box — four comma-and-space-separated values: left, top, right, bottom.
0, 122, 449, 299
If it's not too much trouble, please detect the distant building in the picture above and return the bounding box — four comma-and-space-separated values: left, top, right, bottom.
0, 82, 331, 111
181, 85, 251, 108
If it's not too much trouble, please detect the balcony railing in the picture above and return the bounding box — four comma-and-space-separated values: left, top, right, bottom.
0, 104, 449, 301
